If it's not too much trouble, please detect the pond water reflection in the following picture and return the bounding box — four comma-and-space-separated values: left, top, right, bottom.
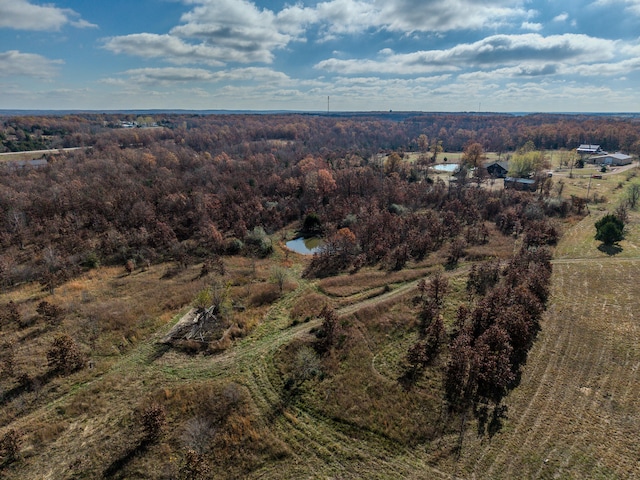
285, 237, 323, 255
432, 163, 459, 172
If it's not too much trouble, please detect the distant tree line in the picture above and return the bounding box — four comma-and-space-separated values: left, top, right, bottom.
4, 112, 640, 155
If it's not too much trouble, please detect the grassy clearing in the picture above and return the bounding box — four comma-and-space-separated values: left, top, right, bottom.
0, 151, 48, 162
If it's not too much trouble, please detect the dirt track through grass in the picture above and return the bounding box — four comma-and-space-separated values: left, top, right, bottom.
163, 276, 453, 479
2, 272, 444, 478
140, 271, 462, 478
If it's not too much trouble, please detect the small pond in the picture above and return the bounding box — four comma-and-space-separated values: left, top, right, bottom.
432, 163, 459, 172
285, 237, 323, 255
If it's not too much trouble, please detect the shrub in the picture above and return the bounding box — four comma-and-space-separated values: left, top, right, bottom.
287, 345, 321, 389
140, 403, 166, 442
225, 238, 243, 255
36, 300, 64, 326
179, 449, 212, 480
290, 293, 327, 322
245, 227, 273, 257
269, 266, 289, 294
81, 251, 100, 269
46, 334, 86, 375
389, 203, 408, 215
0, 429, 20, 463
1, 301, 20, 326
181, 417, 215, 454
315, 306, 340, 354
125, 259, 135, 274
194, 288, 213, 310
302, 213, 322, 234
1, 341, 16, 378
199, 255, 225, 278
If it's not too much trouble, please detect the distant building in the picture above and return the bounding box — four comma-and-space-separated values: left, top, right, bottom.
504, 176, 537, 192
486, 161, 509, 178
577, 144, 604, 155
589, 152, 633, 166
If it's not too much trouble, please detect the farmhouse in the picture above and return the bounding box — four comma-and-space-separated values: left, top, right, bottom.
485, 161, 509, 178
504, 176, 537, 192
577, 144, 604, 155
589, 152, 633, 166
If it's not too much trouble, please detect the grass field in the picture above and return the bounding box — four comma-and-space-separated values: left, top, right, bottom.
1, 163, 640, 478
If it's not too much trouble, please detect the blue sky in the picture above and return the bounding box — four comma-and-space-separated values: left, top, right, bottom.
2, 0, 640, 112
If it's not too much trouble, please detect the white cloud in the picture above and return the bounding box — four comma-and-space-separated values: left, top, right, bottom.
208, 67, 291, 83
171, 0, 293, 62
568, 57, 640, 76
103, 0, 535, 66
316, 34, 618, 75
105, 0, 299, 65
274, 0, 531, 39
553, 12, 569, 22
121, 67, 217, 85
521, 22, 543, 31
103, 34, 225, 66
316, 56, 460, 75
0, 50, 63, 78
376, 0, 529, 33
105, 66, 291, 87
0, 0, 96, 31
591, 0, 640, 15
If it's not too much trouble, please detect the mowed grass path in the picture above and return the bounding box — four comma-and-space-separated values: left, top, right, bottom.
2, 271, 453, 479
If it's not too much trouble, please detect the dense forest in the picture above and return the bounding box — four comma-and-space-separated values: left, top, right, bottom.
0, 112, 611, 290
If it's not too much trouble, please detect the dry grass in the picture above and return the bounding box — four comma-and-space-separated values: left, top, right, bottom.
0, 255, 298, 479
289, 291, 331, 322
318, 266, 433, 298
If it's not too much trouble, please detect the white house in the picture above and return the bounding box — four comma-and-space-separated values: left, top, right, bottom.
577, 144, 604, 155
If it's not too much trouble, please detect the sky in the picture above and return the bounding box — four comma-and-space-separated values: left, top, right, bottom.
2, 0, 640, 112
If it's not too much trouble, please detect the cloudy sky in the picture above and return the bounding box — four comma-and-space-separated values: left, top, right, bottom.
2, 0, 640, 112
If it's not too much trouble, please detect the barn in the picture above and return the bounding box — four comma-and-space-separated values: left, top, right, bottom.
589, 152, 633, 166
576, 144, 604, 155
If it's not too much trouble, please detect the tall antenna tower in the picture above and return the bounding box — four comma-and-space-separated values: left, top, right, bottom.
327, 96, 330, 113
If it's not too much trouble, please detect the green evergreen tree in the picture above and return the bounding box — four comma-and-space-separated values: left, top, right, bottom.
595, 214, 624, 245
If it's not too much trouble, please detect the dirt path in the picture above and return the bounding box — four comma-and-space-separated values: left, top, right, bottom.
170, 272, 456, 479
